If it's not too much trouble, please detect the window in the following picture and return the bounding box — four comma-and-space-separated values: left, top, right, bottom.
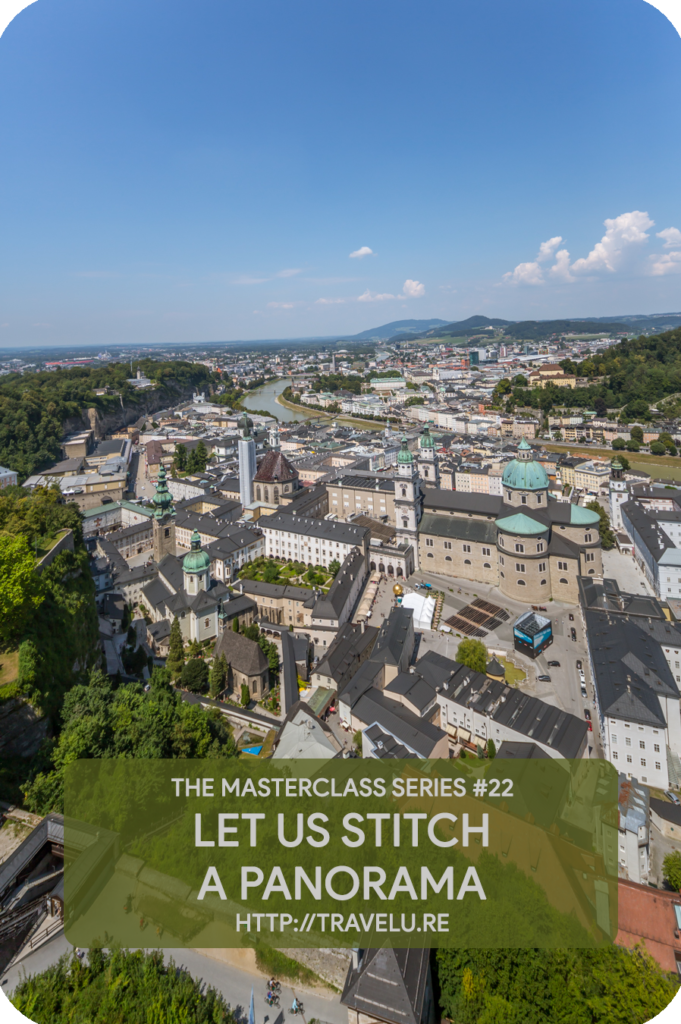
427, 552, 433, 558
540, 578, 547, 585
499, 555, 505, 566
499, 536, 505, 547
538, 562, 546, 572
517, 578, 526, 585
626, 755, 632, 764
500, 571, 505, 578
521, 495, 527, 504
612, 735, 618, 744
559, 578, 568, 584
401, 486, 406, 497
482, 547, 490, 556
613, 751, 618, 760
585, 552, 595, 563
507, 490, 512, 500
426, 538, 434, 547
483, 562, 491, 568
464, 558, 471, 564
625, 737, 631, 747
445, 555, 452, 561
443, 541, 452, 550
654, 743, 660, 752
516, 563, 525, 573
585, 533, 592, 542
537, 542, 544, 552
640, 759, 646, 767
463, 544, 471, 553
536, 492, 543, 504
639, 741, 645, 750
655, 761, 661, 770
558, 560, 568, 571
205, 618, 210, 628
402, 518, 408, 528
515, 543, 524, 553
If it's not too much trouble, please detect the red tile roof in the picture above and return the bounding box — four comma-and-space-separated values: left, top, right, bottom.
616, 878, 681, 974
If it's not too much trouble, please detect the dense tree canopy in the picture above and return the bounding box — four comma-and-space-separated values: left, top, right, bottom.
456, 638, 488, 674
11, 946, 236, 1024
0, 359, 212, 479
436, 946, 678, 1024
23, 668, 237, 814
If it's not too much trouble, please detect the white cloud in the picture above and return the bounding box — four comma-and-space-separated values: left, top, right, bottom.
650, 250, 681, 276
570, 210, 653, 275
502, 260, 545, 286
358, 289, 395, 302
349, 246, 374, 259
549, 248, 574, 283
316, 297, 349, 305
402, 279, 425, 298
537, 236, 563, 262
657, 227, 681, 249
275, 268, 302, 278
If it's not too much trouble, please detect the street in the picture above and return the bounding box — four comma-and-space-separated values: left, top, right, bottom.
1, 931, 347, 1024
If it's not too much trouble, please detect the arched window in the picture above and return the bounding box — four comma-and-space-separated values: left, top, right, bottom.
559, 577, 569, 584
540, 578, 547, 585
483, 562, 491, 569
273, 487, 279, 502
464, 559, 471, 565
517, 579, 526, 586
256, 486, 261, 501
402, 518, 408, 528
588, 568, 595, 575
401, 486, 407, 497
427, 553, 433, 558
445, 556, 452, 561
264, 487, 269, 502
370, 561, 376, 570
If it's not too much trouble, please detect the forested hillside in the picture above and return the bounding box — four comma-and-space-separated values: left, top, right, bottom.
0, 359, 212, 479
496, 326, 681, 416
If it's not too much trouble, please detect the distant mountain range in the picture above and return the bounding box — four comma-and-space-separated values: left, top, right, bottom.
342, 312, 681, 345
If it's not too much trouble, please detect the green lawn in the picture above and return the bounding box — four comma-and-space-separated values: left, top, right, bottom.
0, 649, 19, 688
499, 656, 526, 686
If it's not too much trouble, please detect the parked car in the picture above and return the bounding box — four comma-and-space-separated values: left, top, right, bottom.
584, 708, 591, 721
569, 613, 574, 621
547, 660, 560, 667
580, 683, 588, 698
665, 791, 681, 806
576, 660, 582, 670
571, 628, 577, 641
537, 674, 552, 682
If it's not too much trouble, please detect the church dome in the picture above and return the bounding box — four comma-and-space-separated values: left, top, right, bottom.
183, 529, 211, 574
397, 437, 413, 464
419, 426, 435, 449
501, 438, 549, 491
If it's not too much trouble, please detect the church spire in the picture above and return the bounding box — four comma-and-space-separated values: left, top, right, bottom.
152, 464, 173, 519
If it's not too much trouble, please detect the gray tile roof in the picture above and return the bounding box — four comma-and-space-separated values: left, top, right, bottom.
213, 629, 268, 676
353, 689, 446, 758
419, 512, 497, 544
341, 948, 431, 1024
313, 549, 366, 621
423, 490, 502, 517
370, 607, 414, 666
585, 608, 679, 727
262, 512, 369, 546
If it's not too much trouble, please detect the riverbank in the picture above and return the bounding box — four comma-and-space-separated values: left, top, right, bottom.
275, 392, 385, 432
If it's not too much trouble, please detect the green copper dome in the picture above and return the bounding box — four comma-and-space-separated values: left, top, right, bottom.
238, 412, 254, 437
419, 426, 435, 449
397, 437, 413, 464
501, 438, 549, 492
569, 504, 601, 526
152, 464, 173, 519
183, 529, 211, 574
496, 512, 548, 536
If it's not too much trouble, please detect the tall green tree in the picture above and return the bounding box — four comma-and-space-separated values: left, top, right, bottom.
586, 501, 616, 550
194, 439, 208, 471
173, 443, 188, 472
456, 638, 488, 674
662, 850, 681, 891
166, 617, 185, 679
181, 658, 209, 693
0, 534, 45, 650
209, 654, 227, 698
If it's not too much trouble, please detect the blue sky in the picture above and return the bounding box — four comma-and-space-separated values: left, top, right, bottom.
1, 0, 680, 346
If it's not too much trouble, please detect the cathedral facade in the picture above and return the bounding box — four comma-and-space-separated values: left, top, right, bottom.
418, 439, 603, 604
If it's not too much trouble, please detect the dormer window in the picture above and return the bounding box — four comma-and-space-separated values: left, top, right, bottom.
521, 495, 527, 505
536, 493, 543, 504
507, 490, 512, 500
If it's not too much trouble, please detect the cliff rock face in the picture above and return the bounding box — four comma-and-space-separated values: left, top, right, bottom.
61, 382, 199, 440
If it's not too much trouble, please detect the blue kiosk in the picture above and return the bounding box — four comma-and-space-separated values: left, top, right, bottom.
513, 610, 553, 659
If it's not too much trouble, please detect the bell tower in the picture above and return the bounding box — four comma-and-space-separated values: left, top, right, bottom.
394, 437, 421, 570
609, 457, 628, 532
417, 425, 439, 488
152, 464, 176, 562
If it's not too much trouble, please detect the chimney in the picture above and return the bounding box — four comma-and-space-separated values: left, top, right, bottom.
361, 619, 366, 634
351, 948, 362, 971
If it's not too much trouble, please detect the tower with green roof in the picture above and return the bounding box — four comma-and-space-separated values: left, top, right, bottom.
183, 528, 212, 595
151, 464, 176, 562
394, 436, 422, 570
501, 438, 550, 509
417, 425, 440, 489
609, 456, 628, 532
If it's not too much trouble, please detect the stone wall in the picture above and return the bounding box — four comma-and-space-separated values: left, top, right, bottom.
279, 946, 352, 990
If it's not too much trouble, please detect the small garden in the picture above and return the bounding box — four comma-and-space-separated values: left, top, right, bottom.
238, 556, 338, 591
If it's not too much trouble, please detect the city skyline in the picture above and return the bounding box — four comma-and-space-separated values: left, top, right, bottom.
0, 0, 680, 346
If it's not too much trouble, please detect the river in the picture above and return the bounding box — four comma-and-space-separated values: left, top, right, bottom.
240, 377, 382, 431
